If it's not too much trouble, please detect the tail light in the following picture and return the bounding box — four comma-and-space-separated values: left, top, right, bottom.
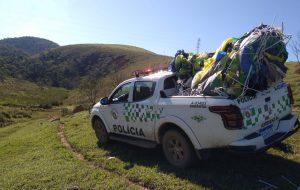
209, 105, 243, 130
287, 84, 294, 105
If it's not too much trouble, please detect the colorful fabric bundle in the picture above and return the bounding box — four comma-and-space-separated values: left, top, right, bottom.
171, 24, 288, 98
169, 50, 212, 80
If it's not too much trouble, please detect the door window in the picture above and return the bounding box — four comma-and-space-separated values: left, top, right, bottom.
110, 83, 131, 104
164, 76, 177, 90
133, 81, 156, 102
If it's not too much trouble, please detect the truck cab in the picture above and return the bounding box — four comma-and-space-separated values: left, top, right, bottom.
93, 71, 175, 141
91, 71, 299, 168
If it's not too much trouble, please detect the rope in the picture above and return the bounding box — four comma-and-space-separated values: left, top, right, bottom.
220, 26, 289, 98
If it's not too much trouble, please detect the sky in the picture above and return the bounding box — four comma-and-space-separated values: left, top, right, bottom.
0, 0, 300, 60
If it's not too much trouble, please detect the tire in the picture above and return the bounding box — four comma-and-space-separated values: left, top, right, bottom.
162, 129, 196, 168
92, 118, 109, 145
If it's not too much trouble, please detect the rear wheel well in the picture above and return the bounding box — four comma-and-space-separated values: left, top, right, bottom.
158, 123, 193, 146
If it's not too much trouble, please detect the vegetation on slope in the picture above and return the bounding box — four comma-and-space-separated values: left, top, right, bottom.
0, 78, 69, 127
26, 44, 170, 88
285, 62, 300, 107
0, 45, 29, 79
0, 36, 59, 55
0, 117, 140, 189
0, 59, 299, 189
0, 78, 69, 107
0, 41, 170, 89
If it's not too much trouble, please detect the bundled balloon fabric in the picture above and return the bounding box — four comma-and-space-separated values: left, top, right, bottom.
169, 50, 212, 80
170, 25, 288, 98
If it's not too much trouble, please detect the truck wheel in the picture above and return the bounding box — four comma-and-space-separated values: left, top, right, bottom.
162, 129, 196, 168
92, 118, 109, 145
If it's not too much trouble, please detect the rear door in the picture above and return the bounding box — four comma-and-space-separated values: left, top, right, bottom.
235, 82, 292, 138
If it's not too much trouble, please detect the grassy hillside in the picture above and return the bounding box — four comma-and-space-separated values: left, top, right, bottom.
0, 39, 171, 90
0, 78, 69, 127
285, 62, 300, 106
0, 117, 141, 189
0, 78, 69, 107
26, 44, 170, 88
0, 62, 299, 189
0, 36, 59, 55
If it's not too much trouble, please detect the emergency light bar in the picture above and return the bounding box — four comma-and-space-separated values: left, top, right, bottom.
132, 66, 168, 77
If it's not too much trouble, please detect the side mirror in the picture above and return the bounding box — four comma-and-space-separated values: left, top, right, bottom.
160, 90, 167, 98
100, 97, 109, 105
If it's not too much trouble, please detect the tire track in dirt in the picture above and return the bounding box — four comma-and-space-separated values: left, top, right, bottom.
57, 124, 149, 190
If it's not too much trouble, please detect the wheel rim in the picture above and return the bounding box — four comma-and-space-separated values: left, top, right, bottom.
166, 138, 184, 162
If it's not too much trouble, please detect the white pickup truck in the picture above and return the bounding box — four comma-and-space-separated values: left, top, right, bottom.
91, 71, 299, 168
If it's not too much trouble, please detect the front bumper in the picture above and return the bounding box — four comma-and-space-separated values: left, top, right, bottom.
229, 113, 299, 152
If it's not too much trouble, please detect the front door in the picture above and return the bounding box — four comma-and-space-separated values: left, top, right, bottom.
122, 81, 160, 140
102, 82, 132, 134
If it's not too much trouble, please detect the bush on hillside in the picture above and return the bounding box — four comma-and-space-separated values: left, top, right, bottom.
72, 105, 85, 114
61, 108, 71, 117
39, 103, 52, 109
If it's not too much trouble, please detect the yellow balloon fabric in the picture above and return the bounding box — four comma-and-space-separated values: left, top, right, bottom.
191, 37, 236, 89
212, 37, 235, 59
191, 57, 214, 89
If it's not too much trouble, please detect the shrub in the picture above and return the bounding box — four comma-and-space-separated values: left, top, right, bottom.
51, 101, 60, 107
0, 112, 12, 127
61, 108, 70, 116
72, 105, 85, 114
39, 103, 52, 109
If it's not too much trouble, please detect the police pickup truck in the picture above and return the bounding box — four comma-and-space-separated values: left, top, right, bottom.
91, 70, 299, 168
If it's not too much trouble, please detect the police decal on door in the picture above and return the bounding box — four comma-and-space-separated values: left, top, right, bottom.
112, 124, 145, 137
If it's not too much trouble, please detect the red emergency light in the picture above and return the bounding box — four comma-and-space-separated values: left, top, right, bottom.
132, 66, 168, 77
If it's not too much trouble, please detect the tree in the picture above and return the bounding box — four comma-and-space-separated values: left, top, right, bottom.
80, 75, 102, 112
291, 33, 300, 65
111, 65, 125, 88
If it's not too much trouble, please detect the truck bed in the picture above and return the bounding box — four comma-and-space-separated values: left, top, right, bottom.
158, 82, 292, 149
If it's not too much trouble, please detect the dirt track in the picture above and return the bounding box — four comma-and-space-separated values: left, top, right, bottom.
57, 124, 149, 190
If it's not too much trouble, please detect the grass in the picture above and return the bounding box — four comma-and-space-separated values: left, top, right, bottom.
0, 115, 140, 190
0, 78, 69, 107
0, 63, 299, 189
61, 111, 300, 190
0, 78, 69, 126
285, 62, 300, 107
59, 62, 300, 189
0, 106, 32, 127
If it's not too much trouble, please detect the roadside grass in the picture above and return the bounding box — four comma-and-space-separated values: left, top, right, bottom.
0, 117, 141, 190
62, 111, 300, 190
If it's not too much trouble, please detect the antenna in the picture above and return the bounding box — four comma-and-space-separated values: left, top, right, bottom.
196, 38, 201, 53
281, 22, 284, 33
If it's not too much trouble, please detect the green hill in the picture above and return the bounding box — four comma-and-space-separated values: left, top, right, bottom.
0, 45, 29, 79
0, 39, 171, 89
26, 44, 171, 88
0, 36, 59, 55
